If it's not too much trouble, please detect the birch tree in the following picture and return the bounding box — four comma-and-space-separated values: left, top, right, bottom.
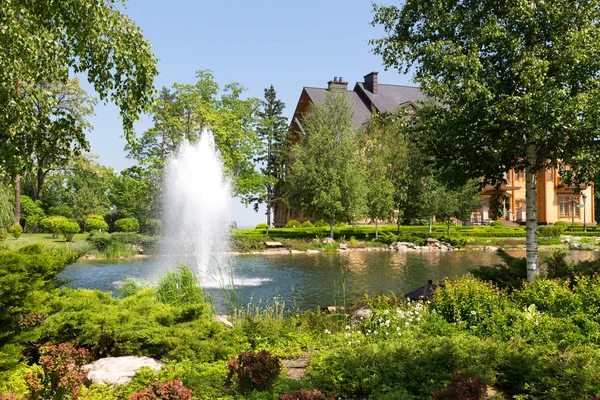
372, 0, 600, 281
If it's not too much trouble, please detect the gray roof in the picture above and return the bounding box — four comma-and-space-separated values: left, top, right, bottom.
304, 87, 372, 126
355, 82, 427, 113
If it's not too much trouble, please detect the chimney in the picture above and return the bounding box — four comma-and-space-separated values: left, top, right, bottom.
327, 76, 348, 92
364, 72, 379, 94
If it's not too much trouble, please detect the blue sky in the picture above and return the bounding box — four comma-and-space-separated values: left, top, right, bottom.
82, 0, 412, 228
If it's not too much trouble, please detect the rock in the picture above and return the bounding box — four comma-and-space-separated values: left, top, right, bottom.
306, 249, 320, 254
214, 315, 233, 329
84, 356, 161, 385
322, 237, 335, 244
339, 243, 348, 250
352, 307, 372, 320
289, 249, 302, 254
570, 242, 582, 250
264, 241, 283, 248
484, 246, 498, 251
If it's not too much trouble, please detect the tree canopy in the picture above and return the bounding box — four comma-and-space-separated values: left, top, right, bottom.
372, 0, 600, 279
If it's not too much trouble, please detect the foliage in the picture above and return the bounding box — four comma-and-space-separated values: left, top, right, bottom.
301, 221, 314, 228
280, 389, 330, 400
110, 167, 159, 224
24, 342, 90, 400
86, 231, 113, 252
226, 350, 281, 391
40, 216, 69, 238
20, 196, 45, 233
72, 185, 103, 228
285, 220, 301, 228
489, 221, 503, 229
59, 221, 80, 242
314, 220, 328, 228
537, 225, 563, 238
85, 215, 108, 232
129, 380, 192, 400
431, 372, 488, 400
7, 224, 22, 239
0, 181, 13, 229
469, 249, 527, 290
289, 91, 366, 237
0, 229, 7, 241
115, 218, 140, 233
255, 223, 268, 230
141, 219, 162, 236
155, 265, 207, 307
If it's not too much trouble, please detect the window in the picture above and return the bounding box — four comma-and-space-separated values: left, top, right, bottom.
559, 196, 580, 218
547, 167, 553, 181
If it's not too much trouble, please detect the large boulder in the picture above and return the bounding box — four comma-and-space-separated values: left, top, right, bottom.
84, 356, 161, 385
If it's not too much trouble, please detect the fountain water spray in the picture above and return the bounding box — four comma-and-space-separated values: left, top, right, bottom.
162, 129, 231, 278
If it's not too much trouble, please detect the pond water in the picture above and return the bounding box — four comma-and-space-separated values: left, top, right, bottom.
59, 250, 599, 312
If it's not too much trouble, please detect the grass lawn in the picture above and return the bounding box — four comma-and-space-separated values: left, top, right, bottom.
1, 233, 88, 251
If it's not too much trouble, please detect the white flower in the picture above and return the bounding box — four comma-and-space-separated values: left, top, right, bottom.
405, 322, 409, 327
346, 325, 351, 330
383, 309, 389, 315
324, 329, 331, 334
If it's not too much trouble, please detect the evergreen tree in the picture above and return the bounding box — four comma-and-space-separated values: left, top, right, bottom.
253, 85, 288, 232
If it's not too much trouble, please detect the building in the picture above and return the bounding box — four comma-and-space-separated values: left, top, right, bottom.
274, 73, 594, 227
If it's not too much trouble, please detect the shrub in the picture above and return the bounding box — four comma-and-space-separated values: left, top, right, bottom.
129, 380, 192, 400
85, 215, 109, 232
226, 350, 281, 391
334, 222, 346, 228
87, 231, 113, 251
114, 218, 140, 232
537, 225, 563, 238
40, 216, 69, 238
469, 249, 527, 290
255, 223, 268, 230
0, 229, 7, 241
58, 220, 80, 242
431, 372, 488, 400
285, 220, 301, 228
490, 221, 503, 228
280, 389, 331, 400
554, 221, 568, 228
8, 224, 22, 239
24, 342, 90, 400
301, 221, 315, 228
141, 219, 162, 236
315, 220, 328, 228
437, 235, 467, 248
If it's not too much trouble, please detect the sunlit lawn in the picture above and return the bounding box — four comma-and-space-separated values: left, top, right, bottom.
2, 233, 88, 250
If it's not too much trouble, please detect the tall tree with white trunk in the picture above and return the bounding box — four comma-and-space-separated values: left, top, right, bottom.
372, 0, 600, 281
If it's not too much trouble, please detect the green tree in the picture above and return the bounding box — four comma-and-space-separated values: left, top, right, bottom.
109, 166, 157, 223
252, 85, 289, 233
126, 70, 263, 198
23, 79, 96, 202
372, 1, 600, 280
289, 92, 366, 238
434, 181, 483, 237
20, 195, 45, 233
0, 181, 13, 229
72, 185, 103, 230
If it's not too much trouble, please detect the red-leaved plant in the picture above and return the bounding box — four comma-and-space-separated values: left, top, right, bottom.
25, 342, 90, 400
280, 389, 332, 400
432, 372, 488, 400
129, 380, 192, 400
225, 350, 281, 391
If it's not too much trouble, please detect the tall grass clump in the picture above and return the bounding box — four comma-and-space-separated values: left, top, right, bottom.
156, 264, 208, 307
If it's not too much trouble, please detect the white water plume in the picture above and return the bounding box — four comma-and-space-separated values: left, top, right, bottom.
161, 129, 232, 278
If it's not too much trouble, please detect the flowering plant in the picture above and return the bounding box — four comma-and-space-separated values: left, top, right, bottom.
226, 350, 281, 391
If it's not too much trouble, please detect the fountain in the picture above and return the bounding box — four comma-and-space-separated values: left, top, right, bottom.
161, 129, 232, 279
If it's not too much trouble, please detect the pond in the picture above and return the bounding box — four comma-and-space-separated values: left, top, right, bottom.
59, 250, 599, 313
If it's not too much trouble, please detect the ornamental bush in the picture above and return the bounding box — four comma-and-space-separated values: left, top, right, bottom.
8, 224, 22, 239
40, 216, 69, 238
114, 217, 140, 232
280, 389, 331, 400
285, 220, 301, 228
315, 220, 328, 228
85, 215, 108, 232
129, 380, 192, 400
432, 372, 488, 400
24, 342, 90, 400
226, 350, 281, 391
489, 221, 503, 228
58, 220, 80, 242
537, 225, 562, 238
0, 229, 7, 241
255, 223, 268, 230
301, 221, 315, 228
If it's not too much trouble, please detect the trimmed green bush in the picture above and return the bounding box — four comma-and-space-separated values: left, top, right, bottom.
40, 216, 69, 238
285, 220, 301, 228
59, 220, 80, 242
87, 231, 113, 251
554, 221, 568, 228
114, 218, 140, 232
0, 228, 7, 241
490, 221, 504, 228
85, 215, 109, 232
301, 221, 314, 228
537, 225, 562, 238
7, 224, 22, 239
334, 222, 346, 228
255, 223, 268, 230
314, 220, 328, 228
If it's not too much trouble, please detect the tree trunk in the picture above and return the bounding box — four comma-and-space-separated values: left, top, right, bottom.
14, 173, 20, 225
525, 143, 539, 281
36, 167, 45, 201
375, 220, 379, 238
429, 216, 433, 235
447, 218, 451, 238
397, 209, 401, 234
329, 221, 334, 239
